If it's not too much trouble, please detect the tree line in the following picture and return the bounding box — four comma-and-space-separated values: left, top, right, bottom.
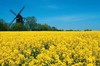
0, 16, 92, 31
0, 16, 58, 31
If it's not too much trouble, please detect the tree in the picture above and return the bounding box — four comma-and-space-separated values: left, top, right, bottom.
0, 16, 59, 31
10, 23, 27, 31
25, 16, 37, 31
0, 19, 8, 31
40, 24, 52, 31
51, 26, 58, 31
33, 23, 42, 31
84, 29, 92, 31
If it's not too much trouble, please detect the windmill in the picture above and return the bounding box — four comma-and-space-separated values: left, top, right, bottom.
9, 6, 25, 27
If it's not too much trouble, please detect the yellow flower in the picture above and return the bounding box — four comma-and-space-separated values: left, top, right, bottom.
87, 63, 94, 66
0, 31, 100, 65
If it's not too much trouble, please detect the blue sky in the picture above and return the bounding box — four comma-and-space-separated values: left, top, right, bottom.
0, 0, 100, 30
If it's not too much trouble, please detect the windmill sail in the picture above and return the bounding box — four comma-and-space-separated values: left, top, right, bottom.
9, 6, 25, 27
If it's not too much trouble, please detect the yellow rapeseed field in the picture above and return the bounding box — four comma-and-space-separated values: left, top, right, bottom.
0, 31, 100, 66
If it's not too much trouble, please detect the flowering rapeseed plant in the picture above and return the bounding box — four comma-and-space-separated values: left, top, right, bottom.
0, 31, 100, 66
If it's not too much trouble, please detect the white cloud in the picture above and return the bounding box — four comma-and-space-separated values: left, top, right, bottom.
38, 14, 98, 23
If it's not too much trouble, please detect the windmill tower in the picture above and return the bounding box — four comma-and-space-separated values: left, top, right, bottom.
9, 6, 25, 27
